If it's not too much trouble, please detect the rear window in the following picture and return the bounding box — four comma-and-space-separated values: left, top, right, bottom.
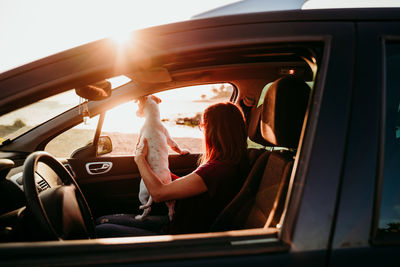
375, 41, 400, 243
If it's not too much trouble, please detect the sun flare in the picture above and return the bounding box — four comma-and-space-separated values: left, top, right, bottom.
111, 31, 133, 46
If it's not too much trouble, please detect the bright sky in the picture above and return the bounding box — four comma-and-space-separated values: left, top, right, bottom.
1, 0, 399, 73
0, 0, 239, 73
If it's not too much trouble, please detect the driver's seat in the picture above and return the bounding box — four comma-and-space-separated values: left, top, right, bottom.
211, 76, 310, 231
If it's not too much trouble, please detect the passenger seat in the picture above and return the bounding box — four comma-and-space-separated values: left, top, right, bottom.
211, 76, 310, 231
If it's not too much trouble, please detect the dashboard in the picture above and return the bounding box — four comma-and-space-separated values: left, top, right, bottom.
7, 162, 64, 192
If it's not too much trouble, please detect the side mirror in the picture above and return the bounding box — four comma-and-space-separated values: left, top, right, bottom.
97, 136, 112, 156
71, 136, 112, 158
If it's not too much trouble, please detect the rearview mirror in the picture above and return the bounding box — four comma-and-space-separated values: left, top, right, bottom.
75, 80, 112, 101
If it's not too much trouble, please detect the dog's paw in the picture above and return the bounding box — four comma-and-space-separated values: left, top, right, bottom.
135, 214, 144, 220
136, 207, 151, 221
180, 149, 190, 155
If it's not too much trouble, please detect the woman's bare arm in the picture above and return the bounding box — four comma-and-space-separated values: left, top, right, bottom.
135, 138, 207, 202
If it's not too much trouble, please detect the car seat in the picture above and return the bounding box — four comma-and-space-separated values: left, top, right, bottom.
211, 76, 310, 231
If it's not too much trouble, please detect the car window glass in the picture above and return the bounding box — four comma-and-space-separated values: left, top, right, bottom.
377, 42, 400, 239
100, 84, 233, 156
45, 115, 100, 158
0, 90, 80, 144
0, 75, 130, 146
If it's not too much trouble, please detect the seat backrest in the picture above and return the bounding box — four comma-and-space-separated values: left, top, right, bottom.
211, 76, 310, 231
210, 149, 270, 230
243, 151, 293, 229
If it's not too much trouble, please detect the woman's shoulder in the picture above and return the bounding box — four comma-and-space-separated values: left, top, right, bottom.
197, 160, 232, 170
195, 160, 237, 177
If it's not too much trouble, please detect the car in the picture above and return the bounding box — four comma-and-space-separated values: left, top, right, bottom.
0, 6, 400, 266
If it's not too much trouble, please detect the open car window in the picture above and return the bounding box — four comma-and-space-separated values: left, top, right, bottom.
45, 83, 233, 158
101, 84, 234, 156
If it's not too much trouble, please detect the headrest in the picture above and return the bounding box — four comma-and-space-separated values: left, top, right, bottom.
260, 76, 310, 148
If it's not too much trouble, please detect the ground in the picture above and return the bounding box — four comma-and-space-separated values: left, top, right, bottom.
45, 129, 203, 158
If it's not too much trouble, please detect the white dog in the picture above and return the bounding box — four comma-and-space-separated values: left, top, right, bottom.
135, 95, 189, 221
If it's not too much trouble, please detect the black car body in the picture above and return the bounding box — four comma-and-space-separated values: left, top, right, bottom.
0, 7, 399, 266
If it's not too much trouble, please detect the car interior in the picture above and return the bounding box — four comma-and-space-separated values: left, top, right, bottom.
0, 42, 319, 242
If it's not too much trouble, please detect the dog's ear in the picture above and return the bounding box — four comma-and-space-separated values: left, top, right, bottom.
135, 96, 147, 117
150, 95, 162, 104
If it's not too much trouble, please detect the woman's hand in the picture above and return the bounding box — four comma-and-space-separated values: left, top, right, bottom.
135, 138, 148, 164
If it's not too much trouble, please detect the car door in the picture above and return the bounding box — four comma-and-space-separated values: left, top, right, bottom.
329, 20, 400, 266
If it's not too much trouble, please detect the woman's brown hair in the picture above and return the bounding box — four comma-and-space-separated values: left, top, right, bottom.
200, 102, 247, 164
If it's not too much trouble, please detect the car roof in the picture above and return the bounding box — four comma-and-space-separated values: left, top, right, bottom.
192, 0, 400, 19
192, 0, 306, 19
190, 7, 400, 24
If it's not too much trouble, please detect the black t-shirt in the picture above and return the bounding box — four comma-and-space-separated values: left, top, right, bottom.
168, 160, 247, 234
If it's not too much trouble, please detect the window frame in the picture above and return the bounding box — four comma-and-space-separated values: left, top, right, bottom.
373, 37, 400, 245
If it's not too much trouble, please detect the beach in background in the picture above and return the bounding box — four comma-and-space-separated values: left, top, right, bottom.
1, 83, 232, 158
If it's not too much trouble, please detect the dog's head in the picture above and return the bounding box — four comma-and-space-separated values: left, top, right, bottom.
135, 95, 162, 118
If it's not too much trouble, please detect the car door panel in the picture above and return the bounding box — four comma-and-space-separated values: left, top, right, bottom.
68, 153, 200, 217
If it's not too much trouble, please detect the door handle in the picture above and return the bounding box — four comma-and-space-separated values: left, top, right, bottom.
85, 162, 113, 175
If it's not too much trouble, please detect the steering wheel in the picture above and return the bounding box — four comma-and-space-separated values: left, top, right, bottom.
22, 151, 95, 240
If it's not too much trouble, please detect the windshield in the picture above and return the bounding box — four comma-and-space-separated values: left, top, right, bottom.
0, 90, 80, 144
0, 75, 130, 145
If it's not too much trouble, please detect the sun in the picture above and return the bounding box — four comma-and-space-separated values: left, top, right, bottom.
110, 31, 133, 46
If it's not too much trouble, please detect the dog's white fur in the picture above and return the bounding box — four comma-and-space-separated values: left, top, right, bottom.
135, 95, 189, 221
